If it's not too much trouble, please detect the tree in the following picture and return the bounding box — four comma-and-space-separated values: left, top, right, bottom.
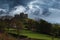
51, 24, 60, 37
27, 19, 39, 31
0, 20, 9, 33
37, 19, 52, 34
16, 21, 24, 35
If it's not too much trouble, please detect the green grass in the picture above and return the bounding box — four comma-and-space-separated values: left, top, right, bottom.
6, 28, 60, 40
20, 30, 60, 40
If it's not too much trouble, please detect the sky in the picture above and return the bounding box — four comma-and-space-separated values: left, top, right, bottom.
0, 0, 60, 24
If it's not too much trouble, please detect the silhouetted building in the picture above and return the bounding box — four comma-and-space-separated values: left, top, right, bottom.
14, 12, 28, 19
20, 13, 28, 18
0, 12, 28, 21
24, 14, 28, 18
15, 14, 20, 19
20, 13, 24, 18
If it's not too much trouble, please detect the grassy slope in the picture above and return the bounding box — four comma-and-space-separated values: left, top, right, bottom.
20, 30, 60, 40
6, 28, 60, 40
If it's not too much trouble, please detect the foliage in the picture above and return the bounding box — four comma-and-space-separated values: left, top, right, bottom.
36, 19, 52, 34
0, 14, 60, 38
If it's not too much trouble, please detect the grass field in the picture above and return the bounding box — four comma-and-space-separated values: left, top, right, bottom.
6, 28, 60, 40
20, 30, 60, 40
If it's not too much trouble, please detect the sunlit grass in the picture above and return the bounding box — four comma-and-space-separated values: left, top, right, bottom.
6, 28, 60, 40
20, 30, 60, 40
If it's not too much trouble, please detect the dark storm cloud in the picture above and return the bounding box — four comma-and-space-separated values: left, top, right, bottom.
0, 0, 33, 15
0, 0, 33, 10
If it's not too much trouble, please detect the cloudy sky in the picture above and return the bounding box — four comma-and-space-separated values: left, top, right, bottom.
0, 0, 60, 24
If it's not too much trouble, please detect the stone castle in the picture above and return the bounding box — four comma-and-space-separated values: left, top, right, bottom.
0, 12, 28, 20
15, 12, 28, 19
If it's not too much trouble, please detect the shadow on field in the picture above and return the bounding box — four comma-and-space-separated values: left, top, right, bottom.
8, 33, 46, 40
